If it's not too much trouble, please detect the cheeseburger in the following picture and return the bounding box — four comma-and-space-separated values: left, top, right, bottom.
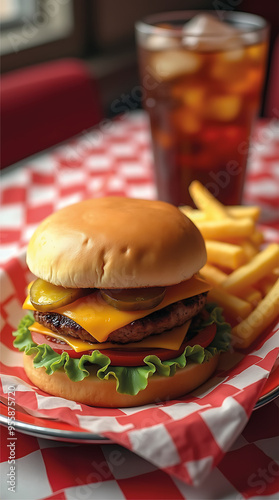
14, 197, 230, 407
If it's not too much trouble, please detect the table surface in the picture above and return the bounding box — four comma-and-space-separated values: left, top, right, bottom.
1, 111, 279, 500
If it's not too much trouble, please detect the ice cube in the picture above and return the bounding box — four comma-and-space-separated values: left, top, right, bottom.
144, 34, 179, 51
206, 95, 241, 121
246, 43, 267, 63
226, 68, 262, 95
240, 31, 261, 46
150, 50, 201, 80
220, 47, 245, 62
210, 53, 246, 84
172, 84, 205, 110
183, 14, 242, 52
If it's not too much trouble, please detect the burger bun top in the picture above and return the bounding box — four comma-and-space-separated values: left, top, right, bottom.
27, 197, 206, 288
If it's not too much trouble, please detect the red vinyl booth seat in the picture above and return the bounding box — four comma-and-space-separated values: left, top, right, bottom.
1, 58, 103, 168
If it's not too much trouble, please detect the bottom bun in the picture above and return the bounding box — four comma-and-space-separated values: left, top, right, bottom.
23, 352, 220, 408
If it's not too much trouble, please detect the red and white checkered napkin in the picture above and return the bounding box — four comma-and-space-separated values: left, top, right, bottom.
1, 400, 279, 500
1, 253, 278, 487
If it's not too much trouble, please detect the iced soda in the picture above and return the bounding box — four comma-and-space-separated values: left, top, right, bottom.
136, 12, 269, 206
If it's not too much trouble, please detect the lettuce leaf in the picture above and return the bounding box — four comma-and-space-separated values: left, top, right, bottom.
13, 305, 231, 395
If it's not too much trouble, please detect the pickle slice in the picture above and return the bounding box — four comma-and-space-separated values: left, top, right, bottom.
30, 278, 85, 312
100, 287, 166, 311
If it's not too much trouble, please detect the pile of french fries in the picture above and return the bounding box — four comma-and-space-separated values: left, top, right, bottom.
180, 181, 279, 350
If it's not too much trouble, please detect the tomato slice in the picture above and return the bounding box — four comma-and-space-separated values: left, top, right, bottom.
31, 323, 216, 366
184, 323, 216, 349
99, 323, 217, 366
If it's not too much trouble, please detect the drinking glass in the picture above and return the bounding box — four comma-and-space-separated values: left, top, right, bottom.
135, 11, 269, 206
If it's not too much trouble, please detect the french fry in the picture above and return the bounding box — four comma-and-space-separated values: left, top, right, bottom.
201, 263, 262, 305
189, 181, 229, 220
256, 274, 278, 296
240, 240, 258, 260
185, 183, 277, 347
231, 278, 279, 349
207, 288, 252, 320
196, 218, 255, 241
238, 287, 262, 306
200, 263, 228, 286
250, 230, 264, 247
205, 240, 247, 270
180, 205, 260, 222
222, 243, 279, 294
179, 207, 208, 222
226, 205, 260, 221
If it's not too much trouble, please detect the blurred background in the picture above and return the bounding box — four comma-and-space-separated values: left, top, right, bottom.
1, 0, 278, 167
1, 0, 278, 114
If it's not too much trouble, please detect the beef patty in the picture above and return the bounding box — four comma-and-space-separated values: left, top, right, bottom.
33, 293, 207, 344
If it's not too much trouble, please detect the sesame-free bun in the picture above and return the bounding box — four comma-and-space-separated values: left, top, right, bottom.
27, 197, 206, 289
23, 352, 219, 407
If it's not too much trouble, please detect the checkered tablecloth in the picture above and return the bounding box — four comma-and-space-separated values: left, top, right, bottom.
1, 112, 278, 262
1, 400, 278, 500
1, 111, 279, 500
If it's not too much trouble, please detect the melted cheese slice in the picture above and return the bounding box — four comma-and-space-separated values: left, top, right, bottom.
30, 319, 191, 352
23, 275, 210, 343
